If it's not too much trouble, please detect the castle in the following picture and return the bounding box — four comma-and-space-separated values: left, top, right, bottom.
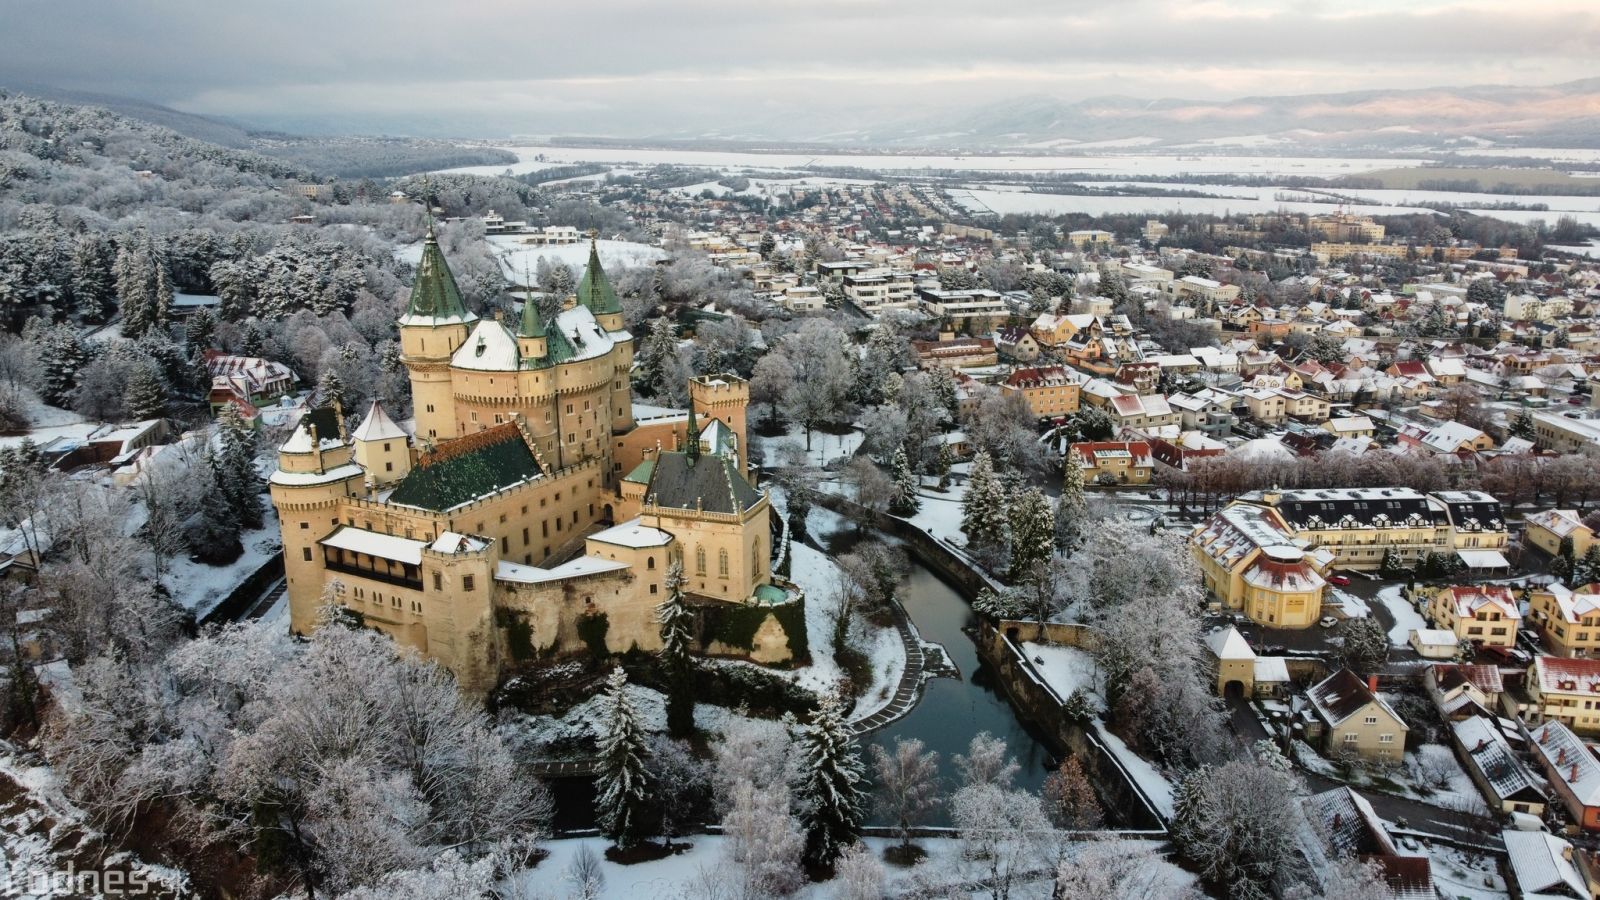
269, 229, 794, 693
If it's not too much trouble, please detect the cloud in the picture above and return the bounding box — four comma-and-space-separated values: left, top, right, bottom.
1, 0, 1597, 136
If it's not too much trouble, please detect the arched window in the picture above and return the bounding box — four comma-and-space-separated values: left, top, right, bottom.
695, 546, 706, 575
718, 549, 729, 577
647, 556, 656, 570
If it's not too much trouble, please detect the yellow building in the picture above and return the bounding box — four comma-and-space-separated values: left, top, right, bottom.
1307, 669, 1408, 762
1191, 504, 1329, 628
1071, 441, 1154, 486
272, 233, 793, 694
1520, 656, 1600, 736
1528, 584, 1600, 658
999, 366, 1082, 420
1525, 509, 1595, 559
1227, 488, 1508, 572
1423, 585, 1520, 647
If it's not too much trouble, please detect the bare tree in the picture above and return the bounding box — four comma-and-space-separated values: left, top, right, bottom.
870, 737, 941, 855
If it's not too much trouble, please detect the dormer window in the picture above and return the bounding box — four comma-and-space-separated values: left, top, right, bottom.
474, 336, 487, 357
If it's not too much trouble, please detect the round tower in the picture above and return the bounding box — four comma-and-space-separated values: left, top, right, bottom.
399, 222, 477, 445
269, 407, 366, 637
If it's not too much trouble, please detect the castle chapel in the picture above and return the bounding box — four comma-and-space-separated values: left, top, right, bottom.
269, 230, 791, 693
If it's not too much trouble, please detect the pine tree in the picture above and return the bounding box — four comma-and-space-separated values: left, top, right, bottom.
1054, 448, 1087, 555
185, 307, 217, 349
317, 370, 347, 415
1574, 544, 1600, 589
656, 562, 696, 739
636, 317, 678, 398
1509, 409, 1536, 441
1379, 546, 1408, 578
759, 232, 777, 259
187, 454, 244, 564
594, 667, 653, 849
889, 446, 920, 516
936, 442, 954, 490
37, 324, 88, 408
793, 694, 867, 867
123, 364, 167, 420
217, 405, 264, 529
1007, 488, 1054, 584
69, 233, 116, 323
1554, 535, 1577, 585
961, 451, 1008, 564
115, 233, 172, 339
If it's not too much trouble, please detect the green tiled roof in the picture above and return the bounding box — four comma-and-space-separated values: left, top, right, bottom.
404, 227, 472, 322
517, 297, 546, 338
575, 239, 621, 315
646, 450, 760, 515
387, 424, 541, 511
623, 460, 655, 484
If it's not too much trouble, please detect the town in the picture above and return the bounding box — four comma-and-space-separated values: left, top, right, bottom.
4, 40, 1600, 900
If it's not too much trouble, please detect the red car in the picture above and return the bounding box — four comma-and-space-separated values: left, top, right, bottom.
1327, 574, 1351, 586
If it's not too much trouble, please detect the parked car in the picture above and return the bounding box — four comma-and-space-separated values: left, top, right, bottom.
1327, 574, 1351, 586
1319, 616, 1338, 628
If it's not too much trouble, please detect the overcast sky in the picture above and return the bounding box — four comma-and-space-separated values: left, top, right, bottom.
4, 0, 1599, 137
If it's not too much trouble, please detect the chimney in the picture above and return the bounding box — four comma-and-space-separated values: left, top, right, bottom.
1572, 763, 1581, 784
1368, 675, 1379, 694
1475, 739, 1487, 752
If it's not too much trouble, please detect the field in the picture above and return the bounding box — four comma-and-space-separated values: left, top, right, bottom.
1347, 166, 1600, 195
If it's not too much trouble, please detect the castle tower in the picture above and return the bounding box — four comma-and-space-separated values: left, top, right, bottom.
269, 406, 366, 637
575, 234, 636, 437
689, 373, 750, 478
351, 400, 411, 486
516, 292, 548, 360
399, 222, 477, 446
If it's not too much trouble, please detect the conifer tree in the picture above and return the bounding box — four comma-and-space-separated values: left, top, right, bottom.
123, 364, 167, 421
594, 667, 654, 849
889, 446, 920, 515
217, 405, 264, 529
69, 233, 116, 323
936, 442, 954, 490
1554, 535, 1577, 585
1007, 488, 1054, 583
115, 233, 173, 339
635, 317, 679, 398
1574, 544, 1600, 589
1054, 447, 1087, 555
961, 450, 1008, 564
188, 453, 244, 563
184, 307, 217, 350
1508, 409, 1536, 441
317, 370, 347, 414
793, 693, 867, 867
37, 325, 88, 408
656, 561, 696, 739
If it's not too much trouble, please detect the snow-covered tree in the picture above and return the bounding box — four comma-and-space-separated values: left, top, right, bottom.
122, 363, 167, 420
961, 450, 1008, 566
792, 694, 867, 867
114, 232, 173, 339
635, 316, 680, 399
954, 732, 1020, 790
1054, 837, 1199, 900
869, 737, 940, 854
722, 776, 806, 898
1006, 488, 1054, 584
35, 323, 87, 408
1055, 449, 1087, 555
888, 445, 920, 516
1554, 535, 1577, 584
657, 560, 696, 738
1172, 755, 1303, 900
1338, 617, 1389, 676
1508, 408, 1536, 441
830, 843, 885, 900
1042, 755, 1102, 831
594, 667, 654, 849
1573, 544, 1600, 588
950, 778, 1057, 900
648, 736, 708, 849
216, 404, 264, 529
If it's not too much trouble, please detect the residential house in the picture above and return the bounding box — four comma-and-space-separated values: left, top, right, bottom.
1528, 584, 1600, 658
1030, 312, 1092, 349
1424, 585, 1521, 648
1529, 720, 1600, 831
1071, 441, 1154, 485
1526, 509, 1595, 559
994, 327, 1041, 362
1000, 366, 1082, 420
1533, 411, 1600, 456
1520, 656, 1600, 736
1306, 669, 1408, 762
1502, 830, 1590, 898
1451, 717, 1545, 816
1425, 663, 1504, 720
912, 336, 998, 371
1322, 416, 1376, 440
1106, 393, 1178, 433
1302, 787, 1436, 900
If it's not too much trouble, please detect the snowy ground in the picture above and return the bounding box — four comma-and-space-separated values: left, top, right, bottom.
1091, 722, 1175, 819
906, 476, 968, 546
755, 424, 864, 470
1293, 740, 1489, 815
1394, 838, 1508, 900
484, 235, 666, 279
1375, 585, 1429, 646
1020, 642, 1104, 712
163, 500, 281, 617
0, 388, 93, 451
1330, 587, 1372, 618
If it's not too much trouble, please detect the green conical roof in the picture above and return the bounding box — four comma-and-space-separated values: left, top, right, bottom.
575, 237, 621, 316
518, 295, 546, 338
684, 404, 701, 463
403, 224, 474, 324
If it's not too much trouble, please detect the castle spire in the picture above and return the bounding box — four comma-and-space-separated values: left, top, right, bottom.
685, 404, 701, 464
575, 230, 622, 316
401, 214, 475, 326
518, 266, 547, 338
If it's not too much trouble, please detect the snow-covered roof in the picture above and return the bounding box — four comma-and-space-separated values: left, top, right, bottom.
589, 518, 673, 549
352, 401, 407, 442
452, 319, 522, 372
495, 556, 631, 584
1205, 626, 1254, 661
320, 526, 425, 566
1531, 719, 1600, 806
431, 532, 488, 555
268, 463, 365, 487
1411, 628, 1458, 647
1502, 830, 1587, 898
1453, 717, 1540, 803
280, 421, 344, 454
1254, 657, 1290, 683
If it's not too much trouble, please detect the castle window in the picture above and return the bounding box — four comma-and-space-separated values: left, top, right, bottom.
385, 462, 393, 472
383, 442, 391, 452
719, 549, 729, 577
302, 547, 312, 561
650, 584, 658, 594
300, 522, 309, 530
433, 573, 442, 591
501, 537, 509, 553
647, 556, 656, 570
566, 403, 574, 414
523, 528, 529, 545
696, 547, 706, 575
463, 576, 475, 592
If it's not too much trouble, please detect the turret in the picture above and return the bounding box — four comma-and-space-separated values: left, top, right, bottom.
689, 374, 751, 479
399, 221, 478, 444
517, 292, 548, 361
268, 406, 364, 638
576, 233, 624, 332
351, 400, 411, 487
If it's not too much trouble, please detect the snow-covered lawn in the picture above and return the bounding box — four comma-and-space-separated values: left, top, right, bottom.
907, 478, 967, 545
1292, 740, 1488, 815
1330, 588, 1371, 618
1020, 642, 1104, 711
1375, 585, 1429, 646
485, 235, 667, 278
163, 500, 282, 618
755, 424, 863, 470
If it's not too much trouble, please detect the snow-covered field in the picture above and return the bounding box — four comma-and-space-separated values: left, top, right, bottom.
484, 235, 666, 277
948, 186, 1437, 220
442, 146, 1425, 178
1374, 586, 1429, 646
1021, 641, 1104, 711
755, 425, 864, 470
164, 501, 281, 617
